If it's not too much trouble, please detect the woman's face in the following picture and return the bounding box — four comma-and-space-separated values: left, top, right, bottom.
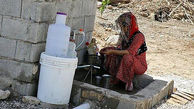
116, 14, 130, 37
116, 21, 129, 38
120, 22, 128, 34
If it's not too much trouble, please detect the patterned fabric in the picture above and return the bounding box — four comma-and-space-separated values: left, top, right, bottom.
100, 12, 147, 87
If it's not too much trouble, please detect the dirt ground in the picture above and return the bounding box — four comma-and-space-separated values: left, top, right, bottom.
93, 1, 194, 80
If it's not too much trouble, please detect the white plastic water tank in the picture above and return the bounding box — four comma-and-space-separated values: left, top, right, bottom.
45, 12, 71, 58
37, 52, 78, 104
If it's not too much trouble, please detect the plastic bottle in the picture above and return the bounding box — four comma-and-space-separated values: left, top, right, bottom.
45, 12, 71, 58
73, 29, 85, 50
66, 29, 85, 58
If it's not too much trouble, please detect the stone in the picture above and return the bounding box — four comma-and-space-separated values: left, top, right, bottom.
12, 81, 37, 96
0, 90, 10, 100
22, 1, 56, 22
0, 58, 38, 82
105, 28, 112, 31
15, 41, 45, 62
1, 16, 48, 43
97, 1, 102, 8
107, 5, 113, 10
0, 37, 17, 58
22, 96, 40, 105
133, 74, 154, 90
140, 12, 149, 17
0, 0, 21, 17
148, 13, 155, 20
84, 16, 96, 33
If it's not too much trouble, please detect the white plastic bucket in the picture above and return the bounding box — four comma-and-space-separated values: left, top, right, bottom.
37, 52, 78, 105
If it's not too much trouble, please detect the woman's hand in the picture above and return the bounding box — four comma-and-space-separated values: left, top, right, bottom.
101, 50, 114, 55
100, 49, 129, 55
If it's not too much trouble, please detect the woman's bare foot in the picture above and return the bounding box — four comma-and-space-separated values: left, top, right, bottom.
125, 82, 133, 91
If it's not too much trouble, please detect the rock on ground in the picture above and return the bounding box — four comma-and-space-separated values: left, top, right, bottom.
22, 96, 40, 105
0, 90, 10, 100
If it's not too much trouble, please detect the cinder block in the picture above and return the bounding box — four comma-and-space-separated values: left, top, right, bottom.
0, 76, 12, 90
12, 80, 37, 96
15, 41, 45, 62
0, 37, 16, 58
30, 43, 46, 62
29, 22, 48, 43
82, 0, 97, 16
1, 16, 48, 43
22, 0, 56, 22
0, 58, 38, 82
0, 15, 2, 33
0, 0, 21, 17
21, 0, 37, 20
0, 75, 37, 96
68, 17, 85, 30
56, 0, 72, 17
1, 16, 28, 39
84, 16, 96, 32
70, 0, 83, 18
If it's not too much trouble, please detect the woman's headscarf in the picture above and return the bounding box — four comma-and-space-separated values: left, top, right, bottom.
115, 12, 139, 44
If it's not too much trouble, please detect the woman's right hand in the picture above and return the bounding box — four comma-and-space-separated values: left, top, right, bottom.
102, 50, 114, 55
101, 50, 114, 55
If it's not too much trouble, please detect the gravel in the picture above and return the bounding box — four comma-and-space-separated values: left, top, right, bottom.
152, 74, 194, 109
0, 96, 41, 109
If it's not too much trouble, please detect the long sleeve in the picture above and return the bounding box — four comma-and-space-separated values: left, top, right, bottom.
127, 34, 144, 56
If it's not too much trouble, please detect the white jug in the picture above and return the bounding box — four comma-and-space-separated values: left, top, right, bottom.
45, 12, 71, 58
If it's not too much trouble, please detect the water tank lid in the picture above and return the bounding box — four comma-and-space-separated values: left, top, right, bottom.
57, 12, 67, 16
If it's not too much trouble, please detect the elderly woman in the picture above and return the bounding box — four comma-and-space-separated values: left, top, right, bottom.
100, 12, 147, 91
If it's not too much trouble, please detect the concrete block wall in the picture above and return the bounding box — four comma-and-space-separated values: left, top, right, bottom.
0, 0, 97, 95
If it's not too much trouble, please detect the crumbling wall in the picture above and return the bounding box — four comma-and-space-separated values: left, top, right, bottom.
0, 0, 96, 95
